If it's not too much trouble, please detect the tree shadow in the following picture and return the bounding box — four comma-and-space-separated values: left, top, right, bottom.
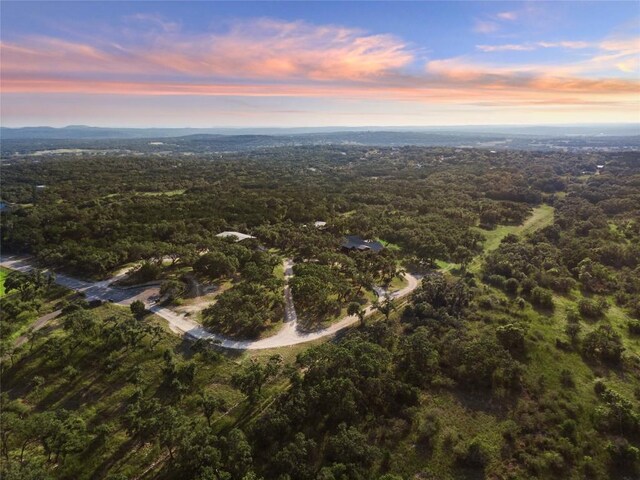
449, 386, 513, 420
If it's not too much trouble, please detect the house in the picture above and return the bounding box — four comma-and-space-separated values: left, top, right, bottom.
314, 221, 327, 229
216, 231, 256, 242
341, 235, 384, 253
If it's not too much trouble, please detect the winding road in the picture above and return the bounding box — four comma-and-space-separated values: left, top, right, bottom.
1, 255, 420, 350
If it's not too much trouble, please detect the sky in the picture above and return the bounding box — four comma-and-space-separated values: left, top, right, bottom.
1, 1, 639, 127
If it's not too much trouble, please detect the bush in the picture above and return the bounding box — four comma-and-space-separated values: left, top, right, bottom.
455, 438, 489, 467
565, 322, 581, 343
504, 278, 520, 294
628, 319, 640, 335
133, 261, 161, 283
578, 297, 609, 319
582, 325, 624, 364
486, 274, 506, 289
607, 438, 640, 474
531, 286, 554, 309
496, 323, 526, 354
130, 300, 147, 320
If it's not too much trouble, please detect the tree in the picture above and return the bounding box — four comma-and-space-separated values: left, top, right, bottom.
232, 356, 281, 403
198, 391, 226, 428
133, 261, 161, 283
347, 302, 366, 327
62, 310, 98, 348
400, 327, 439, 387
158, 407, 186, 461
452, 246, 473, 270
160, 279, 186, 302
130, 300, 146, 320
226, 429, 253, 479
194, 252, 238, 279
374, 295, 395, 322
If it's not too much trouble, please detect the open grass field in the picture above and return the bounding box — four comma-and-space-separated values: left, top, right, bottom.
476, 204, 555, 253
469, 204, 555, 273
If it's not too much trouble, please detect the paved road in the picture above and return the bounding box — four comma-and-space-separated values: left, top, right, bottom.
1, 255, 421, 350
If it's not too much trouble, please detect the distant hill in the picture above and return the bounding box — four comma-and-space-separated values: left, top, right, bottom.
1, 123, 638, 140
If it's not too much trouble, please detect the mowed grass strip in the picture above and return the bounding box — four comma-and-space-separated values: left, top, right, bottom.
469, 205, 555, 273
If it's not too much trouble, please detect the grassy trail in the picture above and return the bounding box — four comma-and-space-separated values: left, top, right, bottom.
468, 204, 555, 273
478, 204, 555, 252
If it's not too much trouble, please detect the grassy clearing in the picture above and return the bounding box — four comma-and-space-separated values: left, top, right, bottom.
377, 238, 402, 251
0, 267, 9, 297
436, 260, 459, 272
476, 204, 555, 253
469, 205, 555, 273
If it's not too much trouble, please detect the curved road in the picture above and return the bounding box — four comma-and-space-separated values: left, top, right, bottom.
1, 255, 420, 350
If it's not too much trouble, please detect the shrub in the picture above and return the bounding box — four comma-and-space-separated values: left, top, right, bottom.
133, 261, 161, 283
531, 286, 554, 309
560, 370, 575, 388
565, 322, 581, 343
504, 278, 520, 295
486, 274, 506, 289
496, 323, 526, 354
455, 438, 489, 467
130, 300, 147, 320
417, 412, 440, 447
582, 325, 624, 364
628, 319, 640, 335
578, 297, 609, 319
607, 438, 640, 474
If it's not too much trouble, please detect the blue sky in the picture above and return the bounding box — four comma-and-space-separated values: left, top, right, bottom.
2, 1, 639, 127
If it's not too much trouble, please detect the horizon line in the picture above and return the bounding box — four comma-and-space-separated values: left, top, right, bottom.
3, 122, 640, 130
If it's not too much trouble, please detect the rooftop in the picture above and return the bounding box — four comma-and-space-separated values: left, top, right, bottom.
216, 231, 256, 242
342, 235, 384, 253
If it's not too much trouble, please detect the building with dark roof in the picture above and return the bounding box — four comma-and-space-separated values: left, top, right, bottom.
341, 235, 385, 253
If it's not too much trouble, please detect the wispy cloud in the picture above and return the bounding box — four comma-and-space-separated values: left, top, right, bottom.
473, 20, 499, 34
1, 18, 414, 83
1, 15, 638, 113
475, 36, 640, 75
477, 40, 591, 52
124, 12, 180, 33
496, 11, 518, 21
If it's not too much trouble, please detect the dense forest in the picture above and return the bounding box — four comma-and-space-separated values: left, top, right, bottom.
1, 146, 639, 479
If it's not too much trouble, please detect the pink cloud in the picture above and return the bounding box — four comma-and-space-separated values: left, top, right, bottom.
1, 17, 638, 113
1, 19, 414, 83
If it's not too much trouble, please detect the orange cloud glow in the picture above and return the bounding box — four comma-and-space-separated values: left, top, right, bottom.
1, 19, 413, 82
1, 18, 638, 116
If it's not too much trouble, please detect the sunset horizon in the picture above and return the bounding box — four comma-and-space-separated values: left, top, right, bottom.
2, 1, 639, 127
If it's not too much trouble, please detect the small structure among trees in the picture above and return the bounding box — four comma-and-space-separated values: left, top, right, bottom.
216, 231, 256, 242
341, 235, 384, 253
